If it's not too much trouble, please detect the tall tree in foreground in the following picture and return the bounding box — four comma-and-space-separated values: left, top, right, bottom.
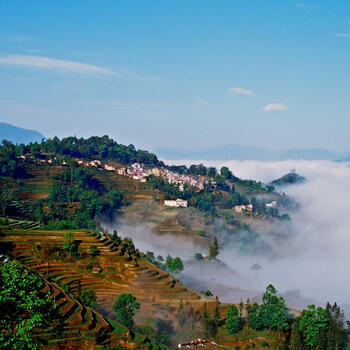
113, 293, 140, 329
0, 261, 59, 350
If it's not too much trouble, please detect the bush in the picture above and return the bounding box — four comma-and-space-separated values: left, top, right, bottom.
80, 288, 97, 309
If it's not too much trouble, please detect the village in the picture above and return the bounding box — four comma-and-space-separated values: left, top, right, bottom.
19, 155, 278, 211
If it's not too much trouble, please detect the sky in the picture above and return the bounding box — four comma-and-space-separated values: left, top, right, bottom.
1, 1, 350, 151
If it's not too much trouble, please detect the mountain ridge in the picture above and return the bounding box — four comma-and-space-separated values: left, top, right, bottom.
0, 122, 44, 144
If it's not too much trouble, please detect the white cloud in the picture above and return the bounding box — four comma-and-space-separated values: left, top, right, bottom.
228, 87, 255, 96
195, 97, 206, 105
262, 102, 288, 112
0, 55, 117, 75
334, 33, 350, 38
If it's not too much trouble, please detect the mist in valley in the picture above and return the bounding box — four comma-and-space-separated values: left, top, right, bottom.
103, 159, 350, 315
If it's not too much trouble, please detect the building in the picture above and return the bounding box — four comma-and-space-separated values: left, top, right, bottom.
234, 204, 253, 213
104, 164, 116, 171
164, 199, 188, 208
89, 160, 101, 167
152, 168, 160, 176
266, 201, 277, 208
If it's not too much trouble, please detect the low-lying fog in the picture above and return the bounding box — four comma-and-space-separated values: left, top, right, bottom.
103, 159, 350, 314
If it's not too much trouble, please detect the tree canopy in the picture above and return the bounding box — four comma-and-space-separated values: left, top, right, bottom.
0, 261, 59, 350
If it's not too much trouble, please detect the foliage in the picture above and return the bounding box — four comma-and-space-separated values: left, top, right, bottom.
40, 135, 162, 166
297, 304, 331, 349
41, 166, 123, 228
113, 293, 140, 329
165, 255, 184, 273
200, 290, 213, 297
80, 288, 97, 309
226, 305, 242, 334
248, 285, 289, 332
209, 237, 219, 258
0, 261, 59, 350
63, 232, 78, 258
270, 171, 305, 186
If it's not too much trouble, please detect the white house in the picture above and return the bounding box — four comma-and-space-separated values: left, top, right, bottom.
266, 201, 277, 208
164, 199, 188, 208
104, 164, 116, 171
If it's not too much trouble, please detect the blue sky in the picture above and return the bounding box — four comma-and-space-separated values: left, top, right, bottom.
0, 0, 350, 151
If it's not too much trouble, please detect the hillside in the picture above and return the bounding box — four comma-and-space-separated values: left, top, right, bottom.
1, 136, 346, 349
0, 122, 44, 144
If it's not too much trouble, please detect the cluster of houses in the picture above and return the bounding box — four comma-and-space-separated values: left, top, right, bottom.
20, 155, 280, 213
115, 163, 208, 191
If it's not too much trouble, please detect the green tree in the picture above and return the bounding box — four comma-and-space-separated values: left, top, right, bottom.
63, 232, 77, 258
172, 257, 184, 273
325, 302, 347, 350
299, 305, 329, 349
260, 284, 289, 331
249, 303, 263, 330
113, 293, 140, 329
209, 237, 219, 259
80, 288, 97, 309
220, 166, 231, 179
0, 261, 59, 350
226, 305, 241, 334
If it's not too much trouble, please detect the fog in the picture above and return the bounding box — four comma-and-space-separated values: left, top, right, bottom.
103, 159, 350, 314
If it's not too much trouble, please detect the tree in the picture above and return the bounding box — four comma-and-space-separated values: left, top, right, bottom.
209, 237, 219, 258
63, 232, 77, 258
299, 305, 329, 349
238, 299, 244, 318
0, 261, 59, 350
249, 303, 263, 330
172, 257, 184, 273
113, 293, 140, 329
80, 288, 97, 309
289, 319, 304, 350
220, 166, 231, 179
214, 301, 220, 334
260, 284, 289, 331
226, 305, 241, 334
325, 302, 347, 350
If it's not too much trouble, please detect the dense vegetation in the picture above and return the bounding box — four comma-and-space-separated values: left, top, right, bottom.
0, 261, 60, 350
222, 285, 349, 350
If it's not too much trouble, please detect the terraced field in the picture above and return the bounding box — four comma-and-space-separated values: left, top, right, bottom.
28, 269, 167, 349
0, 226, 212, 323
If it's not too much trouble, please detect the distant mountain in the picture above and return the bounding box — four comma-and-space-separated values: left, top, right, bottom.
0, 122, 44, 144
155, 144, 348, 161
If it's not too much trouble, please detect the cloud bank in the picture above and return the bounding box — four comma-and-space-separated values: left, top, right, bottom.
0, 55, 117, 75
165, 159, 350, 311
